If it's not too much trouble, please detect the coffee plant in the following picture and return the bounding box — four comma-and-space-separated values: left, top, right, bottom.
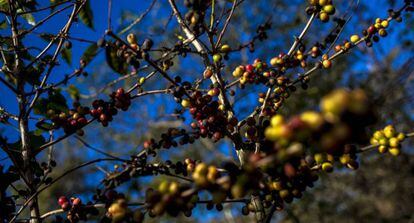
0, 0, 414, 222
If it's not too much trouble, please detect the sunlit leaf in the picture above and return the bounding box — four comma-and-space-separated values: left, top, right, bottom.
79, 0, 94, 29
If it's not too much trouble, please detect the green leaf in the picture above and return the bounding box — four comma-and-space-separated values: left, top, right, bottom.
61, 48, 72, 65
33, 90, 69, 115
22, 13, 36, 26
106, 45, 128, 75
0, 20, 7, 29
8, 132, 46, 151
0, 0, 7, 9
35, 120, 55, 131
79, 0, 94, 29
67, 84, 80, 100
81, 43, 99, 66
16, 9, 36, 26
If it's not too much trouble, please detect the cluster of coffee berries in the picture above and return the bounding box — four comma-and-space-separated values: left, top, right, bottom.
90, 88, 130, 127
232, 59, 269, 85
191, 163, 220, 188
57, 196, 99, 222
143, 128, 196, 153
184, 91, 237, 142
212, 44, 232, 63
265, 89, 374, 153
332, 40, 352, 53
270, 51, 306, 71
261, 159, 318, 207
110, 88, 132, 111
183, 0, 210, 35
145, 183, 198, 217
107, 198, 130, 222
370, 125, 406, 156
307, 0, 336, 22
48, 104, 89, 135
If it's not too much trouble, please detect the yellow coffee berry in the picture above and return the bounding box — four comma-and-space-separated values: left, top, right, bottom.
181, 99, 190, 108
272, 181, 283, 191
397, 132, 405, 141
323, 5, 335, 15
383, 125, 395, 138
339, 154, 351, 165
233, 66, 244, 77
388, 137, 399, 148
322, 162, 333, 172
319, 12, 329, 22
213, 54, 222, 63
373, 130, 385, 140
219, 44, 231, 53
379, 29, 387, 37
389, 148, 400, 156
139, 77, 145, 85
378, 145, 387, 153
270, 114, 284, 126
350, 35, 360, 43
381, 20, 389, 28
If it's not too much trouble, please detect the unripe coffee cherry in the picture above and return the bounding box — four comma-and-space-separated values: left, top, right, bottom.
219, 44, 231, 53
323, 5, 335, 15
389, 148, 400, 156
350, 35, 360, 43
213, 54, 222, 63
319, 12, 329, 22
319, 0, 329, 6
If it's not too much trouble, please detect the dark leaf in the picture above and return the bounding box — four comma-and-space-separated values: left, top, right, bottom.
61, 47, 72, 65
33, 89, 69, 115
106, 45, 128, 75
81, 43, 99, 66
79, 0, 94, 29
67, 84, 80, 100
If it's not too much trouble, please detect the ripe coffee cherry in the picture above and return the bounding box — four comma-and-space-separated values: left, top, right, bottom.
203, 68, 213, 79
58, 196, 68, 206
322, 59, 332, 69
72, 197, 82, 206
